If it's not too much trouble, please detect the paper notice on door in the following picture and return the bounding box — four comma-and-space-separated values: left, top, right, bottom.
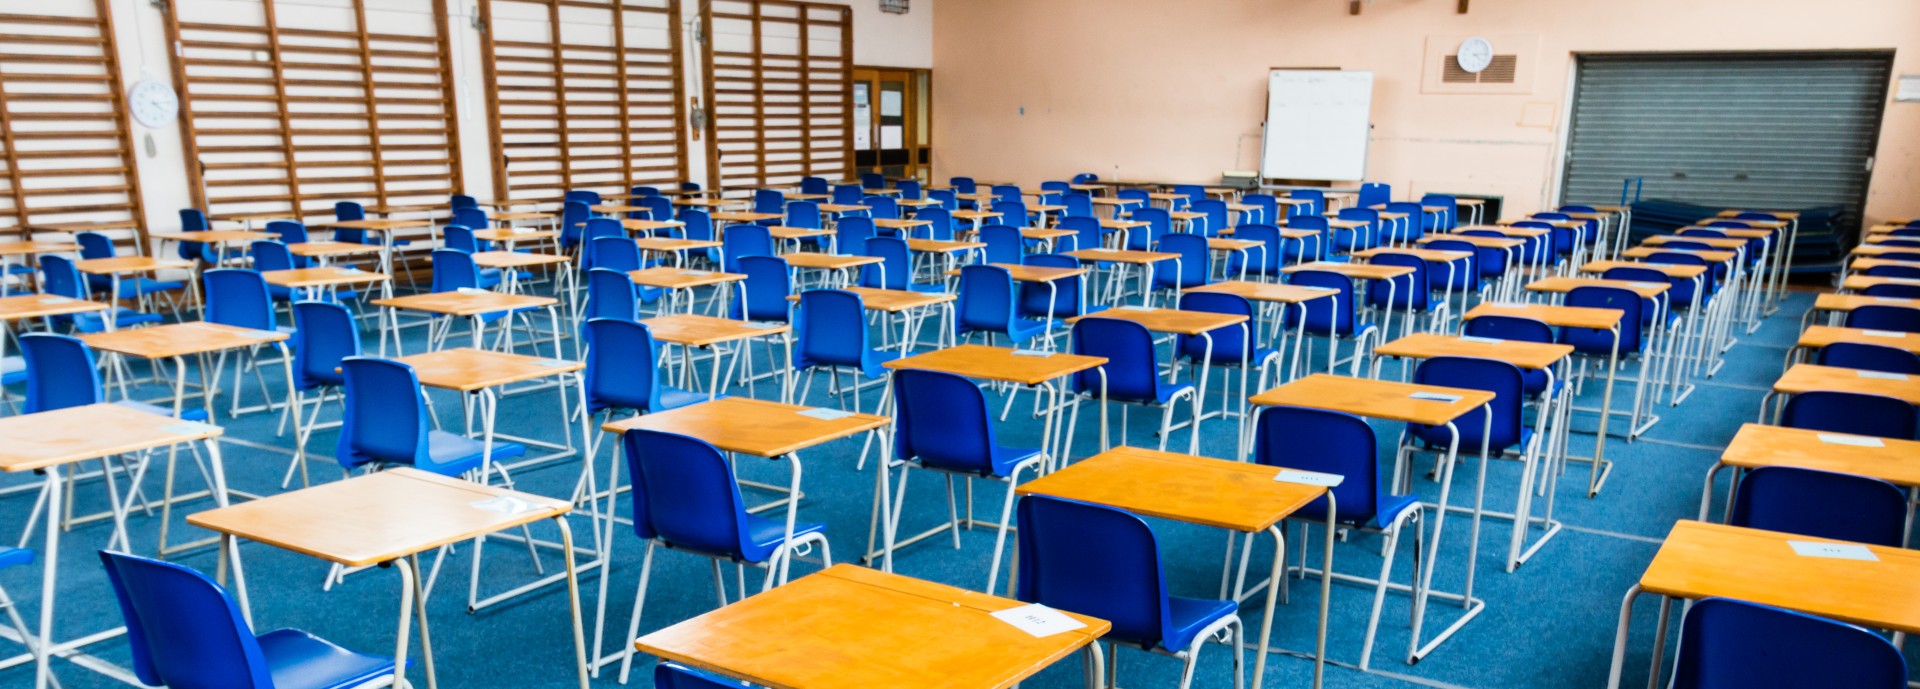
990, 603, 1087, 638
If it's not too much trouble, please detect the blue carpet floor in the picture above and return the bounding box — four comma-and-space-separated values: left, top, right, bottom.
0, 283, 1893, 689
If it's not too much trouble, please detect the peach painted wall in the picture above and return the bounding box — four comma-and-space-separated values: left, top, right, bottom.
929, 0, 1919, 223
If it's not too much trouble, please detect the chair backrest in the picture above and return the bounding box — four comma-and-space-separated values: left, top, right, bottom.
1251, 405, 1388, 522
1014, 495, 1170, 647
1126, 207, 1172, 251
916, 207, 955, 241
1363, 252, 1429, 310
19, 333, 103, 413
442, 224, 481, 254
897, 179, 922, 200
1154, 233, 1211, 288
1017, 253, 1083, 318
1463, 314, 1553, 343
585, 267, 642, 323
451, 207, 490, 232
1817, 342, 1920, 375
76, 231, 116, 260
265, 219, 309, 245
800, 176, 829, 195
337, 357, 431, 470
1729, 466, 1907, 547
1229, 223, 1283, 274
623, 428, 758, 557
980, 224, 1024, 265
1780, 391, 1917, 440
98, 550, 272, 689
1358, 181, 1391, 208
1057, 215, 1101, 254
290, 301, 360, 391
1189, 199, 1229, 237
680, 208, 714, 242
561, 201, 591, 247
1384, 202, 1426, 241
1336, 208, 1381, 247
1070, 317, 1165, 402
565, 189, 602, 206
181, 208, 211, 232
1171, 184, 1205, 207
892, 368, 1003, 474
1176, 291, 1258, 362
859, 236, 912, 290
641, 196, 674, 223
629, 186, 660, 199
1063, 193, 1094, 219
581, 217, 626, 270
731, 255, 792, 322
1412, 356, 1527, 449
1116, 188, 1150, 208
795, 289, 871, 368
1669, 597, 1906, 689
1242, 194, 1279, 225
991, 184, 1022, 203
992, 200, 1028, 226
334, 201, 366, 222
950, 176, 976, 193
654, 663, 752, 689
861, 172, 886, 190
38, 254, 87, 299
1285, 269, 1359, 334
721, 224, 773, 273
753, 189, 784, 215
204, 269, 277, 332
863, 195, 898, 220
1846, 304, 1920, 333
450, 194, 478, 209
591, 236, 643, 274
786, 200, 823, 229
927, 189, 958, 211
1289, 189, 1324, 215
178, 210, 216, 262
957, 264, 1019, 334
1423, 194, 1459, 229
430, 249, 483, 293
584, 318, 666, 415
249, 240, 295, 273
832, 183, 863, 205
836, 215, 875, 255
1040, 180, 1070, 194
1561, 285, 1645, 355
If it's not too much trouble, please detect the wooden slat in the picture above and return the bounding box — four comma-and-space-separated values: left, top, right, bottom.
701, 0, 851, 191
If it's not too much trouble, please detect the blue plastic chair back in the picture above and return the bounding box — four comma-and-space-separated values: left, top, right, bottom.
836, 216, 875, 255
585, 318, 670, 415
1780, 391, 1917, 440
794, 289, 873, 369
581, 217, 626, 270
1464, 314, 1552, 343
1153, 233, 1211, 288
753, 189, 784, 216
1729, 466, 1906, 547
178, 210, 219, 263
1040, 181, 1070, 194
1058, 215, 1101, 254
1242, 194, 1279, 225
927, 189, 958, 211
205, 269, 277, 332
897, 179, 922, 200
1669, 597, 1906, 689
1072, 173, 1099, 184
98, 550, 273, 688
628, 186, 660, 199
916, 207, 955, 241
1358, 182, 1390, 208
334, 202, 367, 243
1126, 208, 1172, 251
1070, 317, 1168, 402
980, 225, 1024, 265
181, 208, 211, 232
1176, 292, 1257, 363
430, 249, 483, 293
1384, 201, 1427, 242
1189, 199, 1228, 237
640, 196, 674, 223
990, 185, 1021, 204
451, 207, 490, 234
591, 236, 643, 274
38, 254, 87, 300
832, 183, 863, 206
721, 224, 773, 273
800, 177, 829, 195
561, 201, 591, 248
290, 301, 359, 391
892, 369, 1004, 474
1290, 189, 1324, 215
442, 225, 481, 254
19, 334, 103, 413
586, 268, 642, 323
1818, 342, 1920, 375
863, 196, 899, 220
730, 255, 792, 322
1229, 224, 1283, 275
1171, 184, 1204, 209
337, 357, 432, 470
1017, 253, 1085, 319
957, 265, 1023, 335
859, 236, 912, 290
1846, 305, 1920, 333
951, 177, 977, 194
1561, 286, 1644, 355
566, 190, 602, 206
623, 428, 762, 558
450, 194, 478, 209
266, 220, 309, 245
680, 209, 714, 245
786, 200, 823, 230
1014, 495, 1169, 647
1411, 356, 1526, 451
654, 662, 752, 689
1423, 194, 1458, 229
861, 172, 886, 190
1363, 252, 1430, 311
1335, 208, 1380, 249
76, 231, 116, 260
249, 241, 296, 297
1285, 269, 1360, 335
1063, 193, 1094, 219
1251, 405, 1391, 524
992, 200, 1029, 227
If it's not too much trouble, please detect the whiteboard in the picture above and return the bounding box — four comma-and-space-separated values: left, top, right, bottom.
1260, 70, 1374, 181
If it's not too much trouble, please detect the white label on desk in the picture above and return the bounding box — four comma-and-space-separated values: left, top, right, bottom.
456, 287, 491, 295
797, 407, 854, 421
1299, 286, 1337, 293
1458, 336, 1503, 344
1013, 349, 1051, 357
1883, 278, 1920, 285
336, 267, 364, 275
1628, 281, 1667, 288
510, 226, 535, 234
990, 603, 1087, 638
162, 421, 218, 435
1818, 433, 1886, 448
240, 329, 280, 340
1788, 540, 1878, 561
471, 495, 542, 516
1116, 305, 1155, 311
1873, 297, 1914, 304
536, 359, 573, 368
743, 321, 781, 329
1857, 370, 1909, 381
1861, 330, 1905, 338
1274, 469, 1344, 487
37, 296, 74, 304
680, 270, 712, 276
1409, 391, 1463, 403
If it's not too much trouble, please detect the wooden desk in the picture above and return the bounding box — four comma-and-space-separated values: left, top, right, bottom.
789, 285, 954, 314
492, 211, 554, 223
1620, 245, 1738, 264
1464, 301, 1622, 330
641, 314, 791, 399
711, 211, 784, 224
150, 230, 274, 244
1354, 247, 1472, 263
1643, 235, 1746, 251
82, 321, 287, 360
210, 210, 298, 225
469, 251, 567, 291
1454, 224, 1547, 238
905, 238, 984, 255
472, 228, 558, 245
1810, 292, 1916, 316
1771, 363, 1920, 405
632, 237, 721, 254
627, 267, 744, 290
1016, 445, 1333, 689
321, 219, 432, 232
951, 210, 1004, 227
73, 255, 191, 275
0, 294, 107, 321
1372, 332, 1572, 371
1578, 260, 1708, 281
262, 267, 390, 290
1796, 325, 1920, 356
634, 565, 1106, 689
873, 218, 931, 233
621, 219, 686, 234
886, 343, 1103, 387
1526, 276, 1668, 299
815, 203, 871, 214
2, 403, 228, 689
288, 241, 384, 260
765, 225, 833, 242
1067, 306, 1245, 335
672, 198, 747, 208
1701, 423, 1920, 522
782, 253, 881, 286
0, 241, 78, 258
1417, 234, 1523, 250
1281, 260, 1413, 281
602, 396, 888, 459
1842, 274, 1920, 292
24, 220, 142, 235
1607, 520, 1920, 688
372, 290, 561, 354
395, 346, 583, 393
190, 467, 587, 689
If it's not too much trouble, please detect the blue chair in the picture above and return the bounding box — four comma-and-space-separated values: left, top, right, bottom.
1171, 184, 1205, 211
859, 236, 934, 293
1560, 285, 1655, 435
835, 216, 875, 256
1362, 252, 1444, 337
283, 300, 361, 486
1057, 215, 1102, 254
1421, 237, 1484, 304
606, 428, 832, 683
927, 189, 959, 211
884, 369, 1047, 592
654, 663, 755, 689
950, 176, 977, 194
1176, 292, 1279, 421
753, 189, 784, 217
333, 201, 373, 245
1225, 224, 1283, 279
1383, 202, 1426, 244
1334, 208, 1381, 252
1071, 317, 1198, 452
20, 333, 206, 421
98, 550, 399, 689
979, 224, 1025, 265
1668, 598, 1906, 689
1817, 342, 1920, 375
0, 548, 46, 677
956, 265, 1047, 348
1728, 466, 1906, 547
560, 200, 592, 252
1062, 193, 1094, 220
680, 209, 718, 262
337, 357, 525, 476
915, 207, 956, 241
992, 200, 1033, 230
175, 209, 223, 265
641, 196, 676, 226
1115, 188, 1150, 217
580, 218, 627, 271
896, 179, 922, 200
792, 289, 899, 412
729, 255, 792, 324
831, 183, 864, 207
76, 232, 185, 301
1040, 180, 1071, 194
583, 319, 707, 447
1072, 173, 1099, 184
863, 195, 899, 221
800, 176, 829, 195
1018, 253, 1098, 322
721, 224, 773, 273
205, 268, 285, 335
1405, 357, 1547, 532
1284, 215, 1330, 261
451, 207, 492, 239
1780, 391, 1916, 440
1241, 194, 1279, 226
38, 255, 163, 332
1014, 495, 1242, 689
785, 200, 825, 246
1188, 199, 1228, 238
1151, 233, 1212, 294
450, 194, 479, 209
1358, 181, 1390, 209
1846, 304, 1920, 333
861, 172, 886, 190
1463, 315, 1556, 395
1248, 404, 1420, 669
266, 219, 310, 246
566, 190, 603, 206
1289, 189, 1325, 216
591, 236, 644, 274
1283, 269, 1379, 376
585, 268, 644, 323
1422, 194, 1459, 230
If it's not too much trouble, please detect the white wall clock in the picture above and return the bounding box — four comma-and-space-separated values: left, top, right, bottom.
127, 78, 178, 129
1456, 36, 1494, 74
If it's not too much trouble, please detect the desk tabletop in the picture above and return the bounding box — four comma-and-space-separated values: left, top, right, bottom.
1676, 226, 1772, 239
672, 198, 748, 208
1716, 209, 1800, 220
640, 314, 788, 347
491, 211, 554, 222
73, 256, 192, 275
1644, 235, 1747, 250
711, 211, 785, 223
1465, 301, 1624, 330
885, 344, 1105, 386
1453, 224, 1548, 238
1373, 333, 1574, 370
1579, 260, 1708, 280
621, 219, 687, 233
1621, 246, 1738, 263
825, 286, 955, 313
1850, 258, 1920, 273
1019, 228, 1075, 241
766, 226, 833, 241
1187, 280, 1338, 305
951, 210, 1004, 221
1641, 520, 1920, 634
785, 193, 832, 201
0, 294, 108, 320
1282, 261, 1414, 280
150, 230, 275, 244
473, 228, 558, 243
1250, 373, 1494, 426
873, 219, 931, 231
262, 267, 390, 289
1018, 446, 1325, 533
1063, 248, 1175, 265
187, 467, 569, 567
470, 250, 567, 269
783, 253, 882, 271
591, 204, 648, 214
906, 239, 984, 254
1069, 306, 1247, 336
0, 403, 222, 472
603, 396, 889, 458
0, 241, 78, 257
393, 347, 581, 392
985, 263, 1087, 283
1797, 325, 1920, 355
1527, 276, 1669, 299
1418, 235, 1523, 249
1851, 243, 1920, 257
1721, 423, 1920, 487
815, 204, 871, 214
288, 241, 384, 257
1208, 238, 1262, 252
1773, 363, 1920, 404
210, 210, 299, 222
1353, 247, 1472, 263
1813, 293, 1916, 313
628, 267, 745, 290
634, 564, 1107, 689
1842, 275, 1920, 292
321, 219, 432, 231
633, 237, 723, 252
1099, 219, 1150, 230
81, 321, 287, 359
372, 289, 558, 316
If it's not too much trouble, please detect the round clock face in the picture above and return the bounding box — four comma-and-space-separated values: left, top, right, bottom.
1456, 37, 1494, 74
127, 79, 178, 129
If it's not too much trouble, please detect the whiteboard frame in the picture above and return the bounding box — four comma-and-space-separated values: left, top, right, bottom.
1259, 69, 1374, 183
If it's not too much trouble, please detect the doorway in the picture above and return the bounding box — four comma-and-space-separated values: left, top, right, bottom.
852, 67, 931, 182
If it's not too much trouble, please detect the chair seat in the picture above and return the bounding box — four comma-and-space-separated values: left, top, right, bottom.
256, 628, 398, 689
419, 430, 526, 477
740, 513, 828, 563
1187, 345, 1278, 366
1160, 595, 1240, 652
107, 277, 184, 299
1, 355, 22, 385
1412, 424, 1532, 456
0, 547, 32, 569
114, 399, 211, 423
795, 348, 902, 379
657, 387, 711, 412
1005, 317, 1048, 344
75, 308, 165, 332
